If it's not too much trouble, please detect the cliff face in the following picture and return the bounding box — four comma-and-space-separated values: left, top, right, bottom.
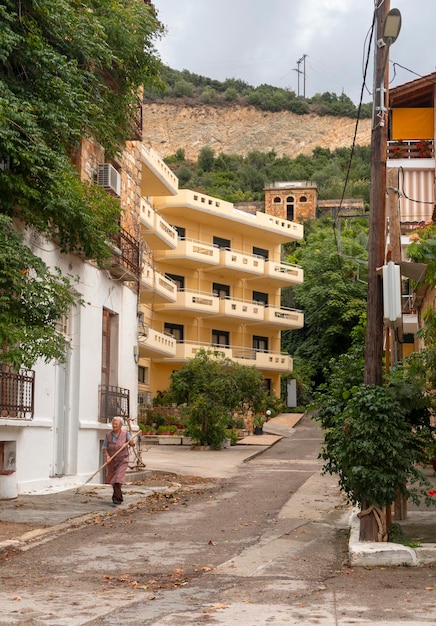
142, 102, 372, 161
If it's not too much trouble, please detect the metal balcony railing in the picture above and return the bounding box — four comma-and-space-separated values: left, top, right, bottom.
99, 384, 130, 423
0, 363, 34, 419
109, 227, 141, 280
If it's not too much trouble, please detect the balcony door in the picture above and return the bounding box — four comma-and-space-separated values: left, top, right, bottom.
253, 335, 268, 352
213, 282, 230, 299
212, 329, 230, 348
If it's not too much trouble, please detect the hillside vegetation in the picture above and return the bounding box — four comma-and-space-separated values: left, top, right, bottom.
144, 67, 372, 118
165, 145, 371, 204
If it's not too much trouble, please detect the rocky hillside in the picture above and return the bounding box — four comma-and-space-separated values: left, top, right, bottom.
142, 102, 372, 161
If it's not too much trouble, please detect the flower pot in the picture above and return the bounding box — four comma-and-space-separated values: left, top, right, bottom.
254, 426, 263, 435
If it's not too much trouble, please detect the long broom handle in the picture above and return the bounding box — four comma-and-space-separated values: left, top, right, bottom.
78, 430, 142, 490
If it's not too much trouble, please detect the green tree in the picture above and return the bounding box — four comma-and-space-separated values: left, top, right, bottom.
166, 349, 269, 448
0, 0, 164, 366
197, 145, 215, 172
0, 215, 79, 369
314, 327, 435, 541
282, 218, 368, 385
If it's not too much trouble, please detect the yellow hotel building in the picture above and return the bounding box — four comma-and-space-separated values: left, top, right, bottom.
138, 147, 305, 405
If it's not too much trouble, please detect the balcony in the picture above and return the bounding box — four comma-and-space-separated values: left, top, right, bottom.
155, 238, 219, 268
153, 289, 220, 316
138, 326, 176, 358
205, 248, 264, 279
0, 364, 34, 420
140, 199, 178, 250
107, 228, 141, 281
261, 306, 304, 329
216, 297, 265, 323
141, 146, 178, 196
248, 260, 304, 288
152, 341, 292, 371
140, 265, 177, 304
231, 346, 293, 371
98, 385, 130, 423
387, 139, 434, 161
154, 189, 304, 243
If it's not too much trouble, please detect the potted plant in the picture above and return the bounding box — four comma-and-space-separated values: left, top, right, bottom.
417, 139, 432, 158
253, 414, 264, 435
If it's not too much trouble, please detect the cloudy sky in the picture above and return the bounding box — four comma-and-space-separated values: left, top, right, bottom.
152, 0, 436, 104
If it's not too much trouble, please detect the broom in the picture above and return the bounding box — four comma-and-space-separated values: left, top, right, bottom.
75, 430, 142, 495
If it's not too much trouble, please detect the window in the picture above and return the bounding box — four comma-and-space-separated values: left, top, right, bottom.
252, 291, 268, 306
253, 335, 268, 352
213, 236, 231, 249
213, 282, 230, 299
212, 329, 230, 348
173, 225, 185, 238
166, 273, 184, 289
263, 378, 272, 393
138, 366, 149, 384
101, 309, 119, 387
286, 196, 295, 221
273, 196, 281, 203
164, 322, 184, 341
253, 246, 268, 260
300, 195, 307, 203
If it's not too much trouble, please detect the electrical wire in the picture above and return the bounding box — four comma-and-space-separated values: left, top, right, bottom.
330, 9, 375, 282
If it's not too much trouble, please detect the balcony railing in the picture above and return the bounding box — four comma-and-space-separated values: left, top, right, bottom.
387, 139, 434, 160
215, 248, 265, 277
156, 238, 219, 268
168, 342, 292, 371
263, 306, 304, 328
99, 385, 130, 423
154, 289, 220, 315
138, 325, 176, 357
0, 363, 34, 419
218, 296, 265, 322
108, 228, 141, 281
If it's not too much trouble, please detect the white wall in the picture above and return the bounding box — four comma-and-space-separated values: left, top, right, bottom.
0, 238, 138, 495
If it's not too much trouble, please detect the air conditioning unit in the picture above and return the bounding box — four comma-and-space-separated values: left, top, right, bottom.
97, 163, 121, 197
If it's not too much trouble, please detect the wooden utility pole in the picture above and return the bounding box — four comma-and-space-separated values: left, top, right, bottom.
361, 0, 391, 542
364, 0, 391, 387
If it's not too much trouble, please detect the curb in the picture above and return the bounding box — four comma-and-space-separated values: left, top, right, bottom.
348, 510, 436, 566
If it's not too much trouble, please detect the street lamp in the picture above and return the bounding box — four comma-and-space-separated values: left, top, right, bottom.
382, 8, 402, 45
364, 2, 401, 386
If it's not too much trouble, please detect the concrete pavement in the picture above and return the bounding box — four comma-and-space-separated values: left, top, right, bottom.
0, 412, 435, 569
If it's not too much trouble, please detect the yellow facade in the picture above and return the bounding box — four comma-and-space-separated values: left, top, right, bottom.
138, 154, 304, 405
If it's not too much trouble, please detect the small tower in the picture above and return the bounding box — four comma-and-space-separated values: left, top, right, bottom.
264, 181, 317, 222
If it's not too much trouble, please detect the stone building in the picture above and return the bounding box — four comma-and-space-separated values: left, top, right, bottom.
264, 181, 317, 222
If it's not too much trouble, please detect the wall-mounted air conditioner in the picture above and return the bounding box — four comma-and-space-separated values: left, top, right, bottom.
97, 163, 121, 197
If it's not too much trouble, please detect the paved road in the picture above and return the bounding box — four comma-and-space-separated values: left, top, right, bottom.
0, 416, 435, 625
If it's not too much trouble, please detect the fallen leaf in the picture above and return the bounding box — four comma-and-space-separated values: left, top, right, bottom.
202, 566, 212, 572
11, 596, 21, 601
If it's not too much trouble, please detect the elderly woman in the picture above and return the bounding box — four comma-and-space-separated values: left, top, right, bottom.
102, 417, 136, 505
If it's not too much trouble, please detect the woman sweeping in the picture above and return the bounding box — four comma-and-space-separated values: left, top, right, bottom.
103, 417, 136, 505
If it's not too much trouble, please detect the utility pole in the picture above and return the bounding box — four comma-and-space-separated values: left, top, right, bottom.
294, 54, 308, 98
361, 0, 402, 542
364, 0, 391, 386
